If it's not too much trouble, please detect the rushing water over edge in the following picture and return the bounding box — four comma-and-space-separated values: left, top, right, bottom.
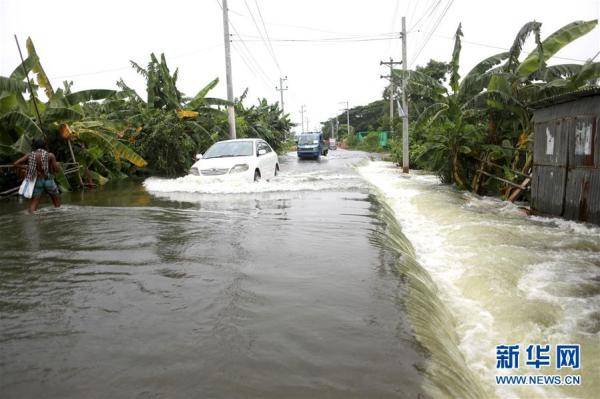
360, 161, 600, 399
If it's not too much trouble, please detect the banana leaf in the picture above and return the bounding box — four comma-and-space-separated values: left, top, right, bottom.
54, 166, 72, 192
0, 76, 27, 94
64, 89, 116, 105
449, 23, 463, 93
0, 111, 43, 138
9, 56, 35, 80
416, 103, 449, 127
11, 133, 31, 153
76, 127, 147, 167
505, 21, 542, 72
459, 52, 509, 100
88, 170, 109, 186
26, 37, 54, 98
187, 78, 219, 109
43, 107, 84, 123
517, 20, 598, 77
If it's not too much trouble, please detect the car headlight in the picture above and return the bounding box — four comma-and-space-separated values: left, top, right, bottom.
229, 164, 249, 174
189, 167, 200, 176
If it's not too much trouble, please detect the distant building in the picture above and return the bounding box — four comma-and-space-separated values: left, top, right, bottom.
531, 87, 600, 225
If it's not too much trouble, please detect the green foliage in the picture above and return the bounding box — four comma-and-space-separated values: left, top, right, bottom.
517, 20, 598, 77
332, 19, 599, 198
235, 98, 291, 152
129, 111, 197, 177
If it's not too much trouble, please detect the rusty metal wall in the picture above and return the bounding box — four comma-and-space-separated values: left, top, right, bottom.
563, 168, 600, 224
532, 95, 600, 225
531, 165, 567, 216
533, 118, 568, 166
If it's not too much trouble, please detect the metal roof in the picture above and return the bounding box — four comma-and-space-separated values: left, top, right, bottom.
528, 86, 600, 109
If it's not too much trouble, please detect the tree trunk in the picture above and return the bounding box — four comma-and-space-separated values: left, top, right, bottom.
452, 150, 466, 189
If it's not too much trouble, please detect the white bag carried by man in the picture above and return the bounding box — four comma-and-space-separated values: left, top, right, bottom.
19, 177, 36, 199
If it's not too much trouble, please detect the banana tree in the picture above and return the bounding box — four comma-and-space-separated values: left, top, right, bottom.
394, 24, 507, 188
476, 19, 598, 195
1, 37, 146, 189
481, 20, 598, 134
396, 19, 599, 191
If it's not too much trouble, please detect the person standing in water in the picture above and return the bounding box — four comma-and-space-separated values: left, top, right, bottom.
13, 138, 61, 213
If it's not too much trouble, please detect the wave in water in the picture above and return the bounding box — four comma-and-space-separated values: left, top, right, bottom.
359, 161, 600, 399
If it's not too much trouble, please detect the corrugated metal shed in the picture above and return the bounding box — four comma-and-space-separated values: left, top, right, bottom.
531, 88, 600, 225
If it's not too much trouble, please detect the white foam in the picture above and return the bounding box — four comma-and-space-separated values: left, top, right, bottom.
359, 161, 600, 398
143, 171, 363, 195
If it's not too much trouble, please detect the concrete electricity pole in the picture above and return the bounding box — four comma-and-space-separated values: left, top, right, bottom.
221, 0, 236, 139
401, 16, 409, 173
380, 58, 401, 138
344, 101, 350, 136
330, 119, 335, 139
300, 105, 306, 133
339, 101, 350, 136
276, 76, 288, 113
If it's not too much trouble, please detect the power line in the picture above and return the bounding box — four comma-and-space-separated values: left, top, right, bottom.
216, 0, 273, 90
232, 36, 398, 44
410, 0, 454, 67
407, 0, 420, 24
230, 41, 271, 89
232, 32, 398, 43
254, 0, 282, 74
409, 0, 440, 32
242, 0, 281, 74
408, 0, 445, 61
385, 0, 401, 54
50, 44, 223, 80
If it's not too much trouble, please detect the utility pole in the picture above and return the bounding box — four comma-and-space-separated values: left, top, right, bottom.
300, 105, 306, 133
276, 76, 288, 113
221, 0, 236, 139
330, 119, 335, 139
345, 101, 350, 136
401, 16, 409, 173
338, 101, 351, 136
380, 58, 401, 138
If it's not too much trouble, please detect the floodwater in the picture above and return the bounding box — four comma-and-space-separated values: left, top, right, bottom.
1, 150, 598, 399
0, 150, 428, 399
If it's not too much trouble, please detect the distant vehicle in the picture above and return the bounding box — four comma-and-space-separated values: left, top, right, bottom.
297, 133, 328, 160
329, 138, 337, 150
190, 139, 279, 182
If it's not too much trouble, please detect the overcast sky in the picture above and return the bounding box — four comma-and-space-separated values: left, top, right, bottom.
1, 0, 599, 133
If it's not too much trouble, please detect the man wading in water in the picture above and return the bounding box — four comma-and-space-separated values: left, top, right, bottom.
13, 139, 61, 213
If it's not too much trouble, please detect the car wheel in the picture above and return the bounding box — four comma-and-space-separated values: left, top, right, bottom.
274, 164, 279, 176
254, 169, 261, 182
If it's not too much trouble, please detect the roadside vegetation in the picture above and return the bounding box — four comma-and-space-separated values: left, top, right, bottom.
325, 19, 599, 199
0, 41, 291, 192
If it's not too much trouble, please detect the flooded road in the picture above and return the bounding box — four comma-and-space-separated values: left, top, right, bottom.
1, 150, 598, 399
0, 150, 429, 398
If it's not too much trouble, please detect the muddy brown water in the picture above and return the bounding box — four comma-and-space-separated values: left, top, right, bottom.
0, 151, 431, 398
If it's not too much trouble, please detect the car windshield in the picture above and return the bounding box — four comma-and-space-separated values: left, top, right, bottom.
203, 141, 254, 159
298, 134, 319, 145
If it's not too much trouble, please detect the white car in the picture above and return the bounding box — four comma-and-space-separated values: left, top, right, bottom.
190, 139, 279, 182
